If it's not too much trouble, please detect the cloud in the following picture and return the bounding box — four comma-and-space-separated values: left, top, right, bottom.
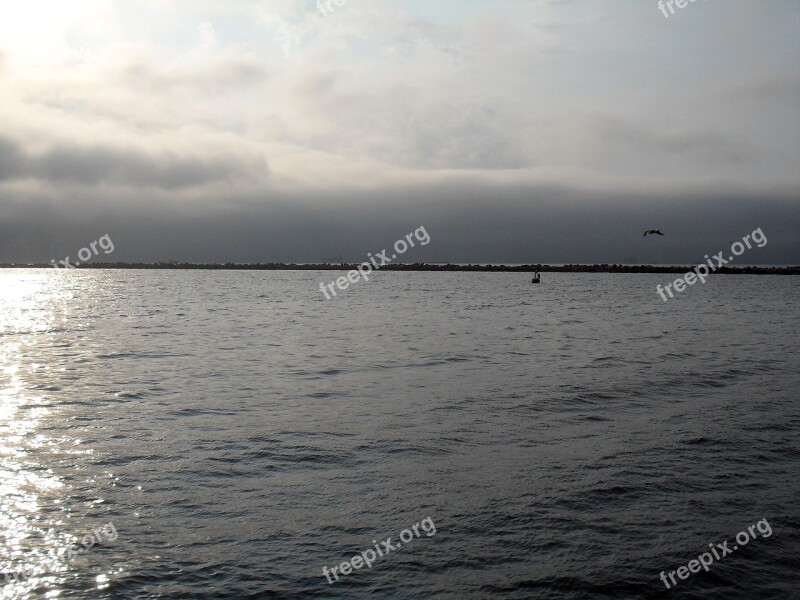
0, 0, 797, 263
117, 57, 268, 94
0, 135, 266, 190
198, 22, 217, 48
578, 115, 757, 166
1, 184, 798, 265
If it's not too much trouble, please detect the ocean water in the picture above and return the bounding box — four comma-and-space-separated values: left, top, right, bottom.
1, 269, 798, 599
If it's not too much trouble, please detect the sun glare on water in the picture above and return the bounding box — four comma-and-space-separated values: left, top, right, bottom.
0, 271, 82, 595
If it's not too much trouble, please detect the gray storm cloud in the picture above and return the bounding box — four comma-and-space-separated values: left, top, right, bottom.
0, 136, 265, 189
2, 186, 798, 265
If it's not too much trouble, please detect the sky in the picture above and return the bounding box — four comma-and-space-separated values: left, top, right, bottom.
0, 0, 798, 264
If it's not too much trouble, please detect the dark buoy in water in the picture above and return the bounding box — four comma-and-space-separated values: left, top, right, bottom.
531, 272, 541, 284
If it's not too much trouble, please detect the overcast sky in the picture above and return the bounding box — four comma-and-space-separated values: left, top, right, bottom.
1, 0, 798, 264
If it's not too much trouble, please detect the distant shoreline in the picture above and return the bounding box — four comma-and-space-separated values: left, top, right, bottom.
2, 263, 798, 274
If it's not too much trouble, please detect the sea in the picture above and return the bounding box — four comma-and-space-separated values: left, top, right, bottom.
1, 269, 798, 599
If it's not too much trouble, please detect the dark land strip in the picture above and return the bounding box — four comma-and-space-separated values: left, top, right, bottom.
2, 263, 799, 274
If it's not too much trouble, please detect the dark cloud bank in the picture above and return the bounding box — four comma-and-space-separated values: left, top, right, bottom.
0, 136, 258, 190
2, 185, 798, 265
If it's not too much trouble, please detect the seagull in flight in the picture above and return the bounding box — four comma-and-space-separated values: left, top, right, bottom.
643, 229, 664, 237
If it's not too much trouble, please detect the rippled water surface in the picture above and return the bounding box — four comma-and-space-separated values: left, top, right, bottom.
1, 269, 798, 599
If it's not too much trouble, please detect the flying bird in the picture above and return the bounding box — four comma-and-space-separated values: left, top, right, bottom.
643, 229, 664, 237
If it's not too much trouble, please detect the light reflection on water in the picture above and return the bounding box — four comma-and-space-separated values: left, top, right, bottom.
1, 272, 87, 597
